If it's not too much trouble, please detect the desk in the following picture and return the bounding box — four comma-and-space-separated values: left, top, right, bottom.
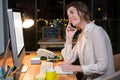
18, 51, 77, 80
38, 39, 76, 49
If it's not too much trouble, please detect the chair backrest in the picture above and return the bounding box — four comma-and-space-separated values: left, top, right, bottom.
113, 53, 120, 72
102, 53, 120, 80
102, 71, 120, 80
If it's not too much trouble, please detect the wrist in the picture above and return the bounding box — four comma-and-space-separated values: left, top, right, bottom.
66, 38, 73, 44
74, 66, 83, 72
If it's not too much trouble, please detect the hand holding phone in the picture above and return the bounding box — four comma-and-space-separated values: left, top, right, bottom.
69, 23, 76, 31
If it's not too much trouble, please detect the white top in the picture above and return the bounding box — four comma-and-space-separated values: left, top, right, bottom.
61, 22, 115, 80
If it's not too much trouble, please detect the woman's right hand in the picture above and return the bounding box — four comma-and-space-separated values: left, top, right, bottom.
65, 24, 77, 44
66, 24, 77, 39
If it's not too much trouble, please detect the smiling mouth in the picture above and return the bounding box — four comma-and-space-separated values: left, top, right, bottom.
71, 19, 76, 23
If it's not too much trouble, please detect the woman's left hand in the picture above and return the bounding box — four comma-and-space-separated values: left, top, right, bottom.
59, 63, 82, 72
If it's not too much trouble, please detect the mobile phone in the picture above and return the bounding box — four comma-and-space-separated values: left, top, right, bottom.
70, 23, 76, 30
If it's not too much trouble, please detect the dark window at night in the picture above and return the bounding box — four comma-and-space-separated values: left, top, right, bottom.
9, 0, 120, 53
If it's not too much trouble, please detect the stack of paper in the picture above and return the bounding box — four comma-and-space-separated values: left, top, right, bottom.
31, 55, 40, 64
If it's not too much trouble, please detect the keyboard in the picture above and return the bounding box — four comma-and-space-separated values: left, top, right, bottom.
40, 62, 53, 75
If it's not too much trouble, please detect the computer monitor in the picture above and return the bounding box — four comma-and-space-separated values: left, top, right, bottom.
7, 9, 25, 70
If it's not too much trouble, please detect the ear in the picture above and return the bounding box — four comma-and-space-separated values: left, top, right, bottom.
78, 11, 84, 20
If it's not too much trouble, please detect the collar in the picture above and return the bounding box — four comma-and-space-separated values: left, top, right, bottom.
81, 22, 95, 37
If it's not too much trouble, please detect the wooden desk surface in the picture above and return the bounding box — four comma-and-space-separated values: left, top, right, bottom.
18, 51, 77, 80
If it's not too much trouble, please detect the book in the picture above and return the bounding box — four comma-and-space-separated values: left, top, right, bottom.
31, 55, 40, 64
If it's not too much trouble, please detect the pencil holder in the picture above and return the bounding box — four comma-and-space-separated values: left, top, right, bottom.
0, 67, 14, 80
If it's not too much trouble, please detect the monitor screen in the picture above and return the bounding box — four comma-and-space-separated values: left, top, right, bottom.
13, 12, 24, 55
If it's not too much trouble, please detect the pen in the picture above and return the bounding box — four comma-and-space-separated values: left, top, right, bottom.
5, 66, 14, 78
8, 68, 19, 78
5, 66, 10, 78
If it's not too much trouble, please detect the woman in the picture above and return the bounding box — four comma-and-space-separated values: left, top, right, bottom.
59, 1, 115, 80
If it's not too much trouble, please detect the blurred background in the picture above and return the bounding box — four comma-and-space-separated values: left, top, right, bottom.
8, 0, 120, 53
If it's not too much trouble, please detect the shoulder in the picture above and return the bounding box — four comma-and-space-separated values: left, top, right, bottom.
91, 23, 110, 42
85, 22, 104, 34
84, 22, 108, 39
89, 22, 105, 35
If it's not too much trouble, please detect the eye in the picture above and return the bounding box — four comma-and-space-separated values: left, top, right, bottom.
67, 10, 74, 18
70, 11, 74, 14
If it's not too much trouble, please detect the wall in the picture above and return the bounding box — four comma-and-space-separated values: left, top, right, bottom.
0, 0, 5, 54
0, 0, 9, 54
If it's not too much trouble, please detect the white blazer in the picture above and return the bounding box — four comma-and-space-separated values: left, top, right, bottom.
61, 22, 115, 80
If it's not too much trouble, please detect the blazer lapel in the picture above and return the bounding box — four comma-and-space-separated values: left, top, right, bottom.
79, 34, 87, 64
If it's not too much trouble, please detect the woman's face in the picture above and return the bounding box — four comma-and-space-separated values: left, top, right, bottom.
67, 6, 82, 29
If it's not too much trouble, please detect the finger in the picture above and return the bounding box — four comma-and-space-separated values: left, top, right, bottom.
58, 63, 66, 67
68, 20, 72, 24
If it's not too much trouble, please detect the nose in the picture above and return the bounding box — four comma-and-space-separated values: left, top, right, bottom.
68, 16, 72, 23
67, 12, 73, 23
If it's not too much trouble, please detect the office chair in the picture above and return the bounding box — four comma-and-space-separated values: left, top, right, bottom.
103, 53, 120, 80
